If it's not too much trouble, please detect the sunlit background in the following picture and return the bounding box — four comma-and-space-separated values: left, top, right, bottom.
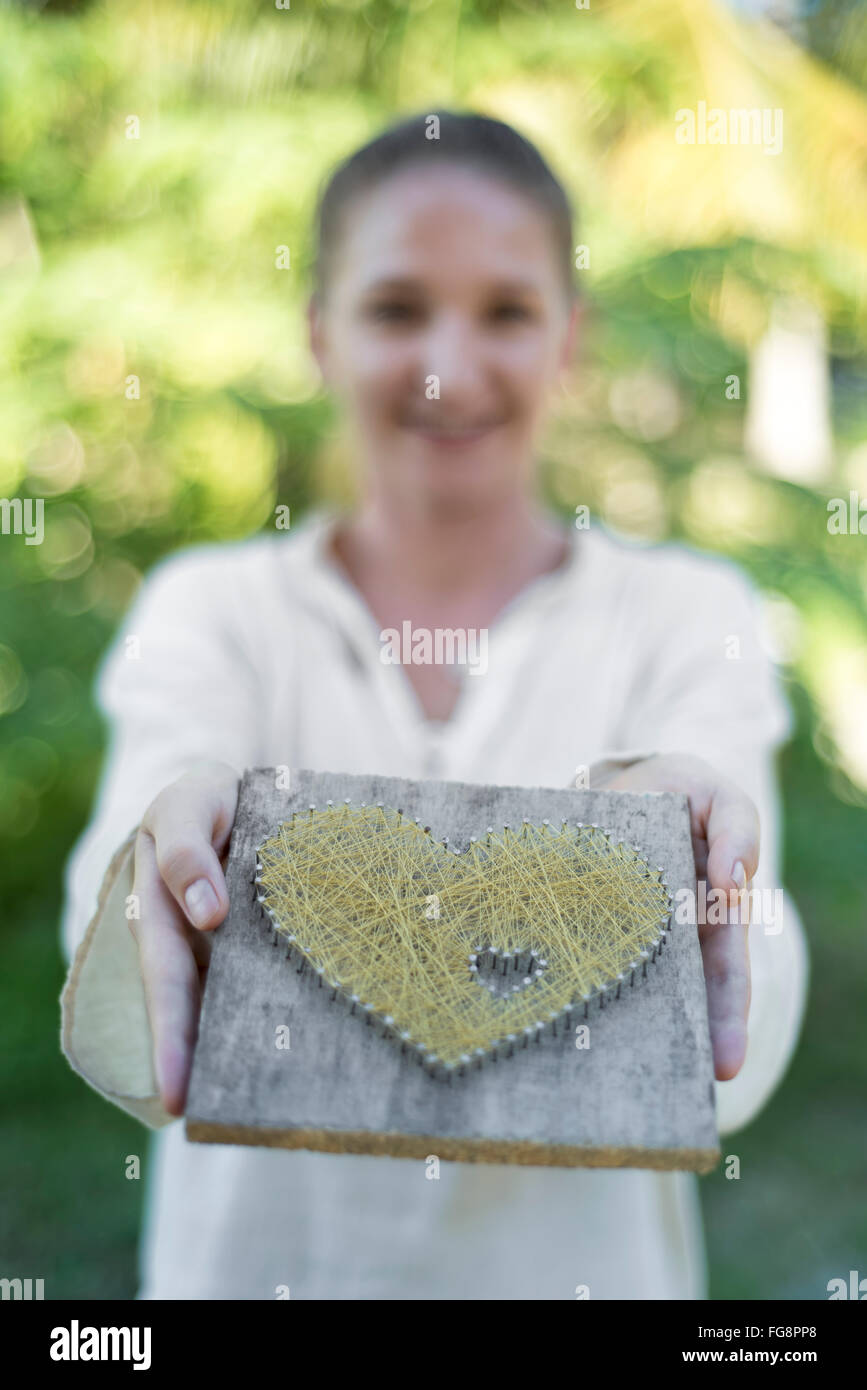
1, 0, 865, 1298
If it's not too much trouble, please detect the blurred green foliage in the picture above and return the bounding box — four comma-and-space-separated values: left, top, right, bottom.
0, 0, 865, 1298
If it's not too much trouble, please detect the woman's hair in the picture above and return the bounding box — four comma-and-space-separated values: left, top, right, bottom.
311, 110, 577, 303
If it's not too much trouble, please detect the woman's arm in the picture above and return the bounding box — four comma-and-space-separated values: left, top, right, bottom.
593, 549, 809, 1133
60, 549, 262, 1125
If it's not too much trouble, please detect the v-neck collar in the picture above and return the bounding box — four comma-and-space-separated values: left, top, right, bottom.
279, 507, 589, 740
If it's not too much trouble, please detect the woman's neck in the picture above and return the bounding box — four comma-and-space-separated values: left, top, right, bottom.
332, 496, 570, 603
327, 494, 572, 723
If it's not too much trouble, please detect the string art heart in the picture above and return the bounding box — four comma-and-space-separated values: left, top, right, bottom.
255, 802, 671, 1078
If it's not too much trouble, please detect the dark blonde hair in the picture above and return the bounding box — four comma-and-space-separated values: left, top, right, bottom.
311, 110, 578, 303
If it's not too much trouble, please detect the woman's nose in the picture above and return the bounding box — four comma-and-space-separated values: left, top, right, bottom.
420, 313, 488, 401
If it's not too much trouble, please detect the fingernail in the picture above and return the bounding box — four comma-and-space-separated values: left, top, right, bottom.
731, 860, 746, 890
185, 878, 218, 927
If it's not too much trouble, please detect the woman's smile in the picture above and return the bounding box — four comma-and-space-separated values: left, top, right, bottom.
403, 418, 505, 448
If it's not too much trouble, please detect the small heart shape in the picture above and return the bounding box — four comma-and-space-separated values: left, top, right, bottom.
256, 803, 670, 1076
471, 945, 548, 999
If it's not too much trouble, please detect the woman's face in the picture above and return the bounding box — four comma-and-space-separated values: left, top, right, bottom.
309, 162, 579, 518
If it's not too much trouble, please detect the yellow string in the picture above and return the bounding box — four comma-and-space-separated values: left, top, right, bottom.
256, 804, 669, 1066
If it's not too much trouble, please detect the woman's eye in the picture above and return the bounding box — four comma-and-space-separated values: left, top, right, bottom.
490, 303, 533, 322
368, 302, 419, 323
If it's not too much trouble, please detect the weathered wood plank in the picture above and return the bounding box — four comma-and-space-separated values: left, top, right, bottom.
185, 768, 719, 1173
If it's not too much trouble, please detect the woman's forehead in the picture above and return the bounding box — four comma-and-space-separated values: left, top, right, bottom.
332, 163, 562, 295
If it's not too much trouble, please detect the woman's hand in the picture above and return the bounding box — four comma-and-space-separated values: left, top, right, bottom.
129, 761, 240, 1116
598, 753, 759, 1083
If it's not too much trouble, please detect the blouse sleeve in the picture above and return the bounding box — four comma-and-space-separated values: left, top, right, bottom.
614, 548, 809, 1137
59, 548, 263, 1127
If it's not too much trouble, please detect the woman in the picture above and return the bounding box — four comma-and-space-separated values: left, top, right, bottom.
60, 111, 808, 1299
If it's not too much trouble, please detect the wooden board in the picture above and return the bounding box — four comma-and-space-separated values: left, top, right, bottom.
185, 768, 720, 1173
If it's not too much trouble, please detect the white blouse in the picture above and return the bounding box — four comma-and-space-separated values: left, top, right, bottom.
60, 508, 809, 1300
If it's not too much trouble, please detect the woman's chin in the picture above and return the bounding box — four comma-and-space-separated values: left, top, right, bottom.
403, 432, 517, 488
367, 428, 527, 514
412, 457, 516, 512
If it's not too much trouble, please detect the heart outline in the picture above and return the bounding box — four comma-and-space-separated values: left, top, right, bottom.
255, 802, 672, 1079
